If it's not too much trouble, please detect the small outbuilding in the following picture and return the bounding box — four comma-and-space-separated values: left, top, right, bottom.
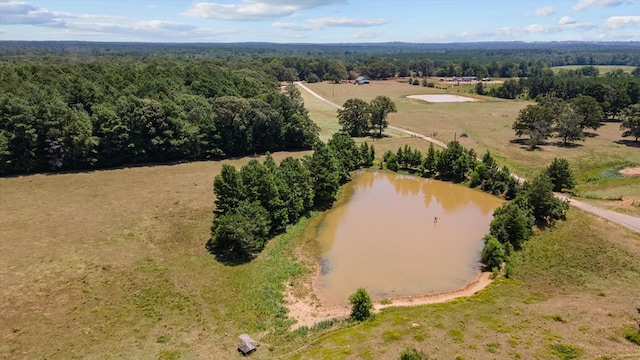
237, 334, 258, 356
355, 76, 370, 85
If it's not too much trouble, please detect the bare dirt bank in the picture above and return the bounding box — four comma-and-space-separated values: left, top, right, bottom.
286, 270, 493, 329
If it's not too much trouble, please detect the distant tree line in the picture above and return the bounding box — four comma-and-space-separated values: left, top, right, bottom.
381, 142, 573, 275
0, 59, 320, 175
208, 132, 374, 260
4, 41, 639, 82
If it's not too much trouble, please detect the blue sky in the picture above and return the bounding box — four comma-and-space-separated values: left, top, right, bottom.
1, 0, 639, 43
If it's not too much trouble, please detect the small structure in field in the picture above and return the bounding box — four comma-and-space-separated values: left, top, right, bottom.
355, 76, 370, 85
237, 334, 257, 356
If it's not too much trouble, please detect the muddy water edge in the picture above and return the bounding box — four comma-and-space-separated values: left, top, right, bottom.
313, 170, 504, 306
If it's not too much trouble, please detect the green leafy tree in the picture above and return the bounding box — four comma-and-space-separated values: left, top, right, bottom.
328, 132, 361, 182
545, 158, 575, 192
240, 159, 288, 234
436, 141, 471, 182
570, 95, 604, 131
276, 156, 315, 223
490, 197, 535, 249
209, 200, 271, 258
359, 142, 375, 167
383, 150, 399, 171
369, 96, 397, 138
213, 164, 244, 216
349, 287, 373, 321
620, 104, 640, 142
0, 94, 39, 174
513, 104, 554, 149
305, 141, 340, 209
423, 143, 438, 177
524, 173, 569, 225
481, 235, 505, 271
537, 97, 586, 145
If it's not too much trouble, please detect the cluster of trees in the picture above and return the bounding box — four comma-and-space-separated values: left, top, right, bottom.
513, 95, 640, 148
208, 133, 374, 259
0, 59, 319, 175
380, 141, 573, 274
482, 158, 574, 273
337, 96, 397, 137
382, 141, 520, 198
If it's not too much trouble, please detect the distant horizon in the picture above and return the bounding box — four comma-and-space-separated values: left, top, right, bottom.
2, 39, 640, 45
1, 1, 639, 43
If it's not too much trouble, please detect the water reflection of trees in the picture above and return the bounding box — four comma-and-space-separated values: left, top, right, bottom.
434, 182, 473, 212
390, 173, 421, 198
357, 170, 375, 191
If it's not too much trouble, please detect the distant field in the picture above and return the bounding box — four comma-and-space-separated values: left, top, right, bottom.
551, 65, 637, 74
305, 80, 640, 215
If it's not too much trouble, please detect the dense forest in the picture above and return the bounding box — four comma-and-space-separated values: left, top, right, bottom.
0, 58, 319, 175
1, 41, 640, 176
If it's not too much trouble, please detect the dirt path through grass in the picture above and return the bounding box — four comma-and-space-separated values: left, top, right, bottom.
295, 81, 448, 148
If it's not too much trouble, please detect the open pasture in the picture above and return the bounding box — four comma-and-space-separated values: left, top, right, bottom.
551, 65, 637, 74
1, 78, 640, 360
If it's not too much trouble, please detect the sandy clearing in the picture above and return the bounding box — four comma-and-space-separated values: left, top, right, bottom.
407, 94, 480, 103
286, 270, 493, 329
619, 166, 640, 177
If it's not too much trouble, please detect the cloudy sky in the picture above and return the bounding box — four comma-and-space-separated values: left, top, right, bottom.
1, 0, 639, 43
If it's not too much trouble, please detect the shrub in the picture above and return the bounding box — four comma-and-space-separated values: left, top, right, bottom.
399, 347, 430, 360
481, 235, 505, 271
545, 157, 575, 192
349, 287, 373, 321
306, 73, 320, 83
625, 328, 640, 346
548, 343, 583, 360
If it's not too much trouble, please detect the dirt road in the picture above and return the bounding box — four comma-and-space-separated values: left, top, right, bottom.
295, 81, 640, 233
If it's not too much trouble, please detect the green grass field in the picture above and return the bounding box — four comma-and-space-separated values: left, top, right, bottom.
1, 80, 640, 359
551, 65, 637, 74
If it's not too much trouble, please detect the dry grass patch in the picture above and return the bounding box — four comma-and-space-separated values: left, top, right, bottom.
0, 152, 314, 360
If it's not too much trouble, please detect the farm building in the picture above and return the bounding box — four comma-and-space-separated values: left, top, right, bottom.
355, 76, 370, 85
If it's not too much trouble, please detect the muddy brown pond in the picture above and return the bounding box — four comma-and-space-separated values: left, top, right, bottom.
315, 171, 503, 306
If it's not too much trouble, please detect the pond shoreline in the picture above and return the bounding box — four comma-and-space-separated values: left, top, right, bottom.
286, 268, 493, 329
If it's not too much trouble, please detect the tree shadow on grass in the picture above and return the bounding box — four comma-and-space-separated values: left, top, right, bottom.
509, 138, 543, 151
550, 141, 584, 148
614, 139, 640, 148
584, 131, 599, 138
205, 239, 253, 266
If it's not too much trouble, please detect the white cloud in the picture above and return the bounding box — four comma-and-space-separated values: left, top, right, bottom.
603, 15, 640, 29
182, 0, 345, 21
0, 1, 203, 40
353, 30, 383, 39
272, 22, 315, 31
0, 1, 63, 26
274, 17, 388, 31
572, 0, 638, 11
524, 20, 596, 33
559, 16, 577, 25
534, 6, 556, 16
